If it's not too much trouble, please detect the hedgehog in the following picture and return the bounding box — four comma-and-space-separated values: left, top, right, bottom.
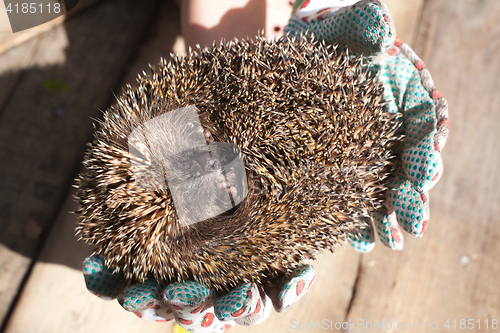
75, 34, 401, 291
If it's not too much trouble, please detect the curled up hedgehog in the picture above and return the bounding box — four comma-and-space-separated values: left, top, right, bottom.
75, 34, 401, 291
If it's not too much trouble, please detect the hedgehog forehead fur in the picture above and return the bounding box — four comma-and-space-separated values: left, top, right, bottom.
75, 34, 400, 290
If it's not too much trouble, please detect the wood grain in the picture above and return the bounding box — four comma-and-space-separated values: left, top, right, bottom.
345, 1, 500, 331
4, 189, 175, 333
0, 245, 29, 327
0, 37, 40, 117
384, 0, 424, 45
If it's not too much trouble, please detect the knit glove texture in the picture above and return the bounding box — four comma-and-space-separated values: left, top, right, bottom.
83, 256, 315, 332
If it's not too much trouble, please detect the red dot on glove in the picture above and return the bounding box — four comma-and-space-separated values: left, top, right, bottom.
177, 318, 194, 325
300, 0, 310, 9
387, 48, 398, 56
253, 299, 262, 315
190, 301, 204, 314
391, 228, 401, 243
438, 118, 449, 129
232, 305, 247, 317
431, 89, 443, 100
296, 279, 305, 296
419, 221, 429, 235
415, 60, 426, 70
308, 276, 315, 289
201, 313, 214, 327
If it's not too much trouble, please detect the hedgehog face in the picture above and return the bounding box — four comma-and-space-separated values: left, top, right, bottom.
127, 105, 248, 227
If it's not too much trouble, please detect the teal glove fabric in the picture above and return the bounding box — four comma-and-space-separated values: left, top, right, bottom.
83, 256, 316, 332
287, 0, 396, 56
285, 0, 449, 251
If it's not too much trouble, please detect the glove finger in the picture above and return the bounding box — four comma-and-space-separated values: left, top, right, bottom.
434, 98, 450, 151
118, 280, 162, 311
396, 40, 449, 153
390, 45, 444, 194
265, 264, 316, 313
164, 281, 230, 333
238, 291, 273, 326
372, 206, 404, 250
214, 283, 265, 324
214, 283, 272, 326
402, 123, 444, 193
163, 281, 214, 314
117, 280, 175, 322
387, 174, 430, 236
350, 217, 376, 252
368, 37, 446, 195
83, 256, 128, 300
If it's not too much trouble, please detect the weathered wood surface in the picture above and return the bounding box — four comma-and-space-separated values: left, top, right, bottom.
0, 0, 162, 327
2, 0, 497, 332
0, 0, 104, 56
4, 188, 175, 333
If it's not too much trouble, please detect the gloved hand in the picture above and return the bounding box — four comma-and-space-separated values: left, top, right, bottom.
285, 0, 449, 251
83, 256, 315, 332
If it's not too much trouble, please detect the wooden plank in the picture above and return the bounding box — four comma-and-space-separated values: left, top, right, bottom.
0, 1, 10, 33
120, 0, 185, 87
0, 36, 40, 116
0, 0, 161, 326
4, 189, 175, 333
0, 17, 65, 54
344, 0, 500, 331
0, 245, 30, 326
384, 0, 424, 45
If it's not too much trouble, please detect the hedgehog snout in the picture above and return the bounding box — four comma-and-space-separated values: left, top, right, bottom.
191, 148, 220, 174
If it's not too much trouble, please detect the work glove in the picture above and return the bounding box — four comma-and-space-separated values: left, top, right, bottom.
285, 0, 449, 251
83, 256, 315, 332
